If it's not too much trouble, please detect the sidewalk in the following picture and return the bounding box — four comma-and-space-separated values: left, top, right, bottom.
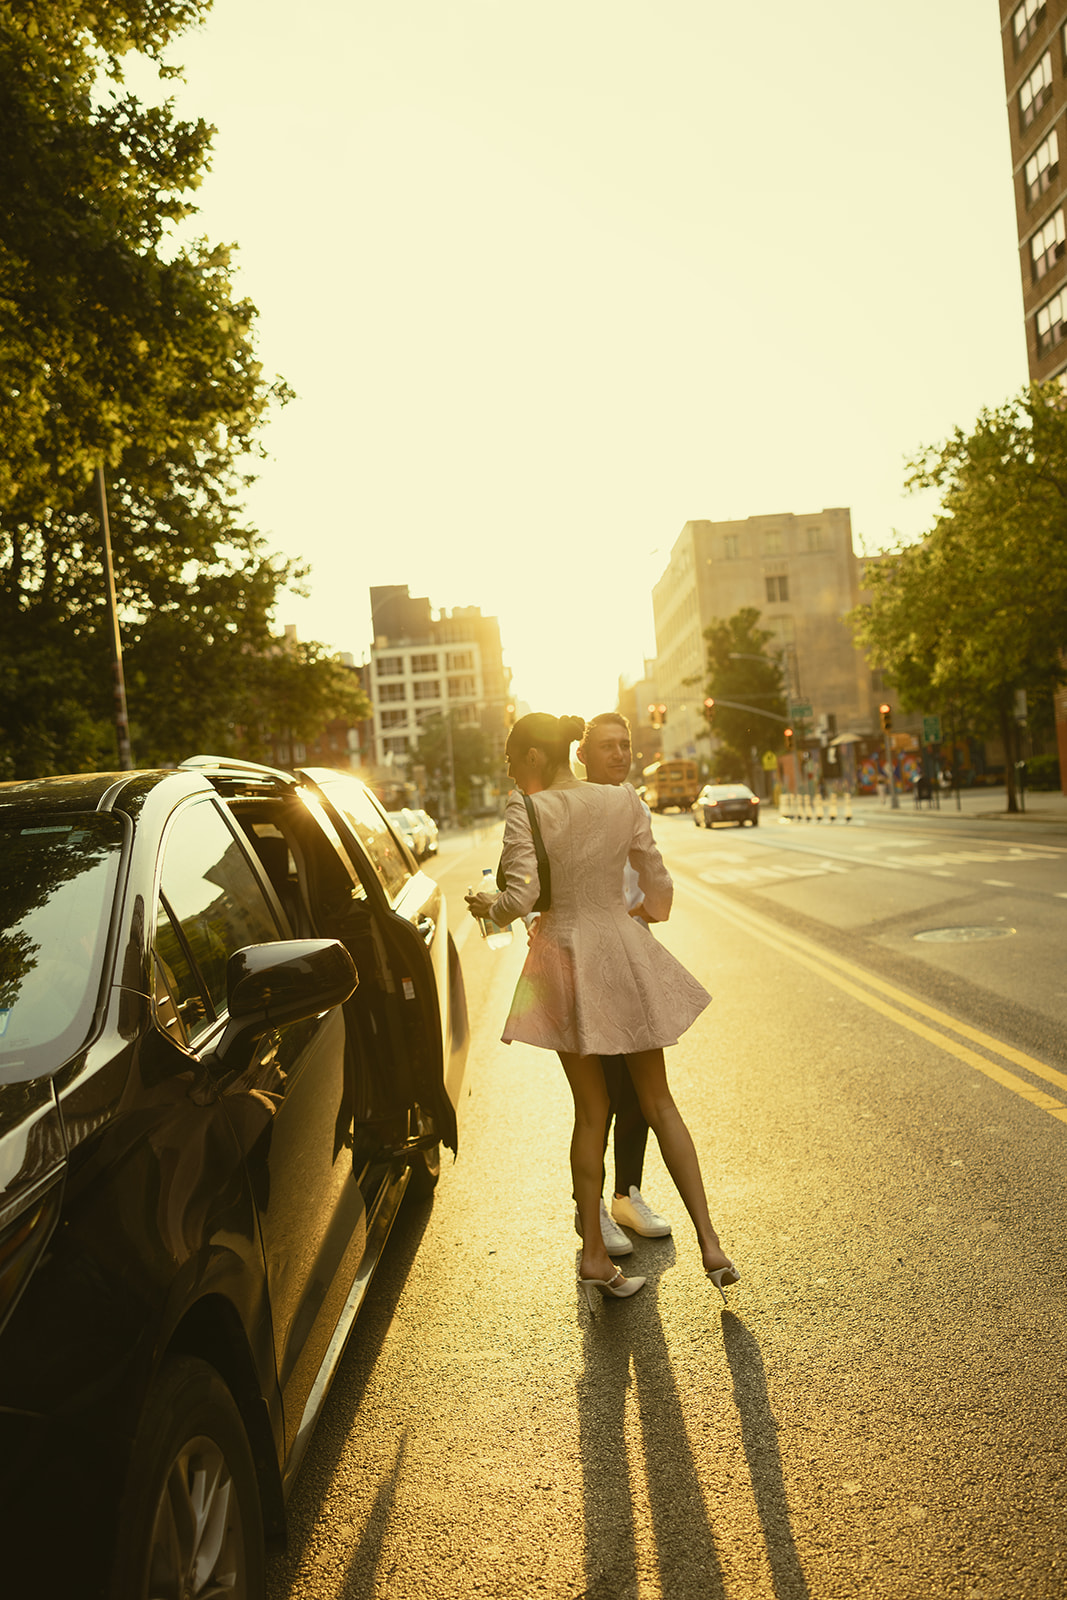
822, 784, 1067, 831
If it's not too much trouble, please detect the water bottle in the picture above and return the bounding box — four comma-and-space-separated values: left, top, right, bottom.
473, 866, 513, 949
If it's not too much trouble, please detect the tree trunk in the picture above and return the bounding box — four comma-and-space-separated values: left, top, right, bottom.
1000, 701, 1018, 813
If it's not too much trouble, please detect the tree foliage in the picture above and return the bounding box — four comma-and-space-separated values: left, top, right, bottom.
415, 715, 494, 812
849, 383, 1067, 810
697, 608, 787, 783
0, 3, 351, 777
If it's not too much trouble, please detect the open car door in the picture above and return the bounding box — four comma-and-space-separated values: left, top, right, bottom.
294, 768, 462, 1155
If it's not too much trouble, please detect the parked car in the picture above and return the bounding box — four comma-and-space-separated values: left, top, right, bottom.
692, 783, 761, 827
0, 757, 469, 1599
387, 806, 430, 861
412, 808, 439, 856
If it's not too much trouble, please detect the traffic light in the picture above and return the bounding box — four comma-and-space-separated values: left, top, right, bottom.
879, 702, 892, 732
784, 727, 793, 751
703, 697, 715, 718
505, 702, 516, 728
647, 702, 668, 729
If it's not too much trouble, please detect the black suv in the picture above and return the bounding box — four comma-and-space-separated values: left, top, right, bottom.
0, 757, 468, 1598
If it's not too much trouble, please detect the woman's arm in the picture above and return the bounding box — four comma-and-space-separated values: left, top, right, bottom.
626, 786, 673, 922
466, 791, 541, 924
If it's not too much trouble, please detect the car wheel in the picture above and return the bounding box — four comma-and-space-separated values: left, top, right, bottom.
750, 816, 759, 826
111, 1356, 265, 1600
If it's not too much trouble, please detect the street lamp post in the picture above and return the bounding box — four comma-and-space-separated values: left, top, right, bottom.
96, 465, 132, 770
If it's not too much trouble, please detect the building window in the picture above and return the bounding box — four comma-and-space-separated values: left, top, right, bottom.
377, 681, 405, 703
1031, 208, 1066, 280
1020, 51, 1053, 130
448, 675, 475, 698
411, 652, 438, 674
375, 655, 403, 676
384, 736, 409, 755
723, 535, 740, 559
765, 575, 790, 603
1025, 128, 1060, 204
414, 706, 440, 726
805, 526, 823, 551
413, 680, 440, 700
1037, 285, 1067, 351
447, 650, 474, 670
763, 530, 783, 555
1013, 0, 1046, 54
380, 709, 407, 728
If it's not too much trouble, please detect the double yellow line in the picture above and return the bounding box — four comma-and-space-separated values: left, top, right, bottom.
681, 879, 1067, 1127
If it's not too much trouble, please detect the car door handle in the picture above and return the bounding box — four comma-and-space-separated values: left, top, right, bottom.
415, 914, 435, 945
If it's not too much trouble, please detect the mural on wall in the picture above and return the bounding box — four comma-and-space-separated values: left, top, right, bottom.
856, 751, 921, 794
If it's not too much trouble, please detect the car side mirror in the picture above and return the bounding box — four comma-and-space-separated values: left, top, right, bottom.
212, 939, 358, 1073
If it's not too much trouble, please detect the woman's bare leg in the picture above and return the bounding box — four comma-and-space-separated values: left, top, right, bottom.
558, 1052, 630, 1283
626, 1047, 733, 1274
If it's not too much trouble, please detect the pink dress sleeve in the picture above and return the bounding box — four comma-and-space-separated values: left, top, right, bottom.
488, 790, 541, 924
626, 784, 673, 922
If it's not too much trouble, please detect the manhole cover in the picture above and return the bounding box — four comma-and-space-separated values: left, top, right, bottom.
913, 926, 1016, 943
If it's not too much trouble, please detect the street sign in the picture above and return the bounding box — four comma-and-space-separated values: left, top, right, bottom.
789, 701, 813, 720
761, 751, 778, 770
922, 715, 942, 744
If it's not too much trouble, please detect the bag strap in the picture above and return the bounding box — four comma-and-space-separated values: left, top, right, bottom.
522, 794, 552, 911
495, 792, 553, 910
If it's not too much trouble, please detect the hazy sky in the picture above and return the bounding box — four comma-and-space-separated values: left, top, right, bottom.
142, 0, 1026, 716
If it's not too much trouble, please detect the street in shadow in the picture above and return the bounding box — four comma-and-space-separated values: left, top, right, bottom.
265, 1191, 434, 1600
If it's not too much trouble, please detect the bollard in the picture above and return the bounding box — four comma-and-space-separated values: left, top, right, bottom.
844, 789, 852, 822
815, 792, 824, 822
829, 791, 838, 822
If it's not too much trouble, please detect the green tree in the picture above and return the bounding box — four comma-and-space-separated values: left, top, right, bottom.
0, 3, 346, 775
850, 383, 1067, 811
415, 714, 494, 812
696, 608, 787, 783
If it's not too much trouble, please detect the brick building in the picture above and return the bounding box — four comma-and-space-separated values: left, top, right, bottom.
1000, 1, 1067, 786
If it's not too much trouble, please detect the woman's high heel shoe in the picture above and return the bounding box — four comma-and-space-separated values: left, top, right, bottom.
706, 1260, 740, 1303
579, 1267, 646, 1308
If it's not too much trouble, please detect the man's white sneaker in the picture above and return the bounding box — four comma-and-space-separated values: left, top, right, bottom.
574, 1199, 633, 1255
611, 1186, 672, 1238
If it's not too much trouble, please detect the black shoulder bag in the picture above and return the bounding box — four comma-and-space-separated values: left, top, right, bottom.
496, 793, 552, 910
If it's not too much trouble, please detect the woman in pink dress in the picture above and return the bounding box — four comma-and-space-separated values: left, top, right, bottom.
466, 712, 738, 1307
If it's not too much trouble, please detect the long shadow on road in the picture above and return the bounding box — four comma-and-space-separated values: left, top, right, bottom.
577, 1271, 809, 1600
577, 1265, 727, 1600
722, 1310, 810, 1600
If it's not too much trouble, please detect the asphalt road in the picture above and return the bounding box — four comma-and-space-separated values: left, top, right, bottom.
267, 800, 1067, 1600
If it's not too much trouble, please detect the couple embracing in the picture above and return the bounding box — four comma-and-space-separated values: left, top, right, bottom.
466, 710, 738, 1308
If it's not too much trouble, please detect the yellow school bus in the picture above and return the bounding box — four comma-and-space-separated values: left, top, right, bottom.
641, 759, 700, 811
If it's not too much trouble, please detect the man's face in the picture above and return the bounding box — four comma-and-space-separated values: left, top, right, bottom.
580, 722, 632, 785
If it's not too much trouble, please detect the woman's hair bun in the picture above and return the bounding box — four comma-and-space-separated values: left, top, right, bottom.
559, 715, 586, 744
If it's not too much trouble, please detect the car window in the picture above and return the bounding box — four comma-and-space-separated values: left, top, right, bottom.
0, 814, 125, 1074
153, 899, 206, 1047
159, 801, 279, 1020
315, 777, 413, 903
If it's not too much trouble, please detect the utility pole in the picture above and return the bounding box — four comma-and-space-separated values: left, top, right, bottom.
96, 465, 133, 770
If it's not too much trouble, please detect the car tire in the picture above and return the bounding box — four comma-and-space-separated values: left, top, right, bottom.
110, 1356, 265, 1600
750, 816, 759, 826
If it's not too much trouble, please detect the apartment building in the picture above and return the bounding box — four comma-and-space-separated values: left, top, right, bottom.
651, 510, 875, 762
1001, 0, 1067, 380
1000, 2, 1067, 786
366, 585, 511, 775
